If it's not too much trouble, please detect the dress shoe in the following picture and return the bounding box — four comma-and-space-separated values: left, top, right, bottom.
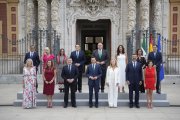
95, 104, 99, 108
64, 105, 67, 108
135, 105, 140, 108
156, 91, 161, 94
72, 105, 77, 108
79, 90, 82, 93
89, 105, 93, 108
101, 90, 104, 93
129, 105, 133, 108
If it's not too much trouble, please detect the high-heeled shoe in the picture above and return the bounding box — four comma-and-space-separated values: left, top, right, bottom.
150, 102, 153, 109
147, 102, 150, 109
49, 102, 53, 108
47, 102, 50, 108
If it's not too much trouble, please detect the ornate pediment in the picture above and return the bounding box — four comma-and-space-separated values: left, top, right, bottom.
69, 0, 118, 15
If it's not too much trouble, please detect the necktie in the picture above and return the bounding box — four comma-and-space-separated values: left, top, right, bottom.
154, 52, 156, 58
68, 65, 71, 72
76, 51, 79, 58
93, 64, 95, 70
98, 50, 102, 59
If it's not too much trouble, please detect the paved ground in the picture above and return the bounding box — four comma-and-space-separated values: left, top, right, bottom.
0, 79, 180, 120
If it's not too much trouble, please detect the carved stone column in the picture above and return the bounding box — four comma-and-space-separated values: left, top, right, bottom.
37, 0, 47, 55
127, 0, 136, 33
51, 0, 60, 31
153, 0, 162, 34
127, 0, 136, 57
140, 0, 150, 30
26, 0, 34, 34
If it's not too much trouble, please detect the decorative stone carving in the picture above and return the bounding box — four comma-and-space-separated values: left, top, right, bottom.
65, 0, 121, 57
26, 0, 34, 33
51, 0, 60, 30
69, 0, 118, 15
140, 0, 150, 30
37, 0, 47, 55
37, 0, 47, 29
153, 0, 162, 34
127, 0, 136, 33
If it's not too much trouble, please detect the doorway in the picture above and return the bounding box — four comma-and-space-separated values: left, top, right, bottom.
76, 19, 111, 64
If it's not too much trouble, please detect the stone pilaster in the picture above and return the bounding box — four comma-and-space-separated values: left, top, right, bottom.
140, 0, 150, 30
153, 0, 162, 34
127, 0, 136, 33
127, 0, 136, 55
51, 0, 60, 31
37, 0, 47, 55
26, 0, 34, 34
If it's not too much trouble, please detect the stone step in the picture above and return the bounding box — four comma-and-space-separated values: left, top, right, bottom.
14, 92, 170, 107
14, 99, 169, 107
16, 92, 167, 100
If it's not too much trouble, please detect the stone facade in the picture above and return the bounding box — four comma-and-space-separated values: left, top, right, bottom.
19, 0, 168, 57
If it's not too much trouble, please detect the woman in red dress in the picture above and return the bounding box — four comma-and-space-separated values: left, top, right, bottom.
143, 61, 157, 108
43, 60, 56, 108
42, 47, 55, 69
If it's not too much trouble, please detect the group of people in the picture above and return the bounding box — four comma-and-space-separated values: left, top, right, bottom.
22, 42, 162, 109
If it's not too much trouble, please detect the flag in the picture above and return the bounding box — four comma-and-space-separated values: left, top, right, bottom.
149, 34, 153, 52
157, 34, 164, 81
159, 64, 165, 81
141, 34, 147, 57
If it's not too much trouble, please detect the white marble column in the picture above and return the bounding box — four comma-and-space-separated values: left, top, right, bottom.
152, 0, 162, 34
127, 0, 136, 54
140, 0, 150, 30
37, 0, 47, 55
26, 0, 34, 34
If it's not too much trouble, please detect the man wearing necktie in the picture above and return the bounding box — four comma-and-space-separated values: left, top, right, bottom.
61, 58, 79, 108
126, 54, 142, 108
92, 43, 109, 93
70, 44, 86, 93
148, 45, 162, 94
24, 45, 40, 93
86, 56, 102, 108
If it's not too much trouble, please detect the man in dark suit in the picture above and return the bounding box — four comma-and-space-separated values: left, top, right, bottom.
92, 43, 109, 93
148, 45, 162, 94
86, 56, 102, 108
24, 45, 40, 92
126, 54, 142, 108
70, 44, 86, 93
61, 58, 79, 108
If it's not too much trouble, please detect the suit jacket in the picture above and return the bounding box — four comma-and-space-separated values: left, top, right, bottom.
70, 50, 86, 71
61, 64, 79, 84
106, 66, 120, 86
148, 52, 162, 69
24, 52, 40, 68
92, 49, 109, 69
126, 62, 142, 84
86, 64, 102, 86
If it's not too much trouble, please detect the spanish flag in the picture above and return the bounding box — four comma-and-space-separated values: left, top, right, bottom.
149, 34, 153, 52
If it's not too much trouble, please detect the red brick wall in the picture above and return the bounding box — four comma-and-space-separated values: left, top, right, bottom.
0, 3, 7, 53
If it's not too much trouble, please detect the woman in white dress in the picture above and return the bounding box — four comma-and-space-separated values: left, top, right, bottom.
22, 59, 37, 109
106, 58, 120, 108
116, 45, 128, 93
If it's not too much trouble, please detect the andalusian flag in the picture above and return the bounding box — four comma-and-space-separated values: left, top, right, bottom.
149, 34, 153, 52
141, 34, 147, 56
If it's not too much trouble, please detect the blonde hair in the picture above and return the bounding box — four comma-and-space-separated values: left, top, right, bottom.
109, 58, 118, 68
44, 47, 50, 54
25, 58, 34, 67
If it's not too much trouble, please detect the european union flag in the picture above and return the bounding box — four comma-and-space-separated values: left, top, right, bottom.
157, 34, 164, 81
